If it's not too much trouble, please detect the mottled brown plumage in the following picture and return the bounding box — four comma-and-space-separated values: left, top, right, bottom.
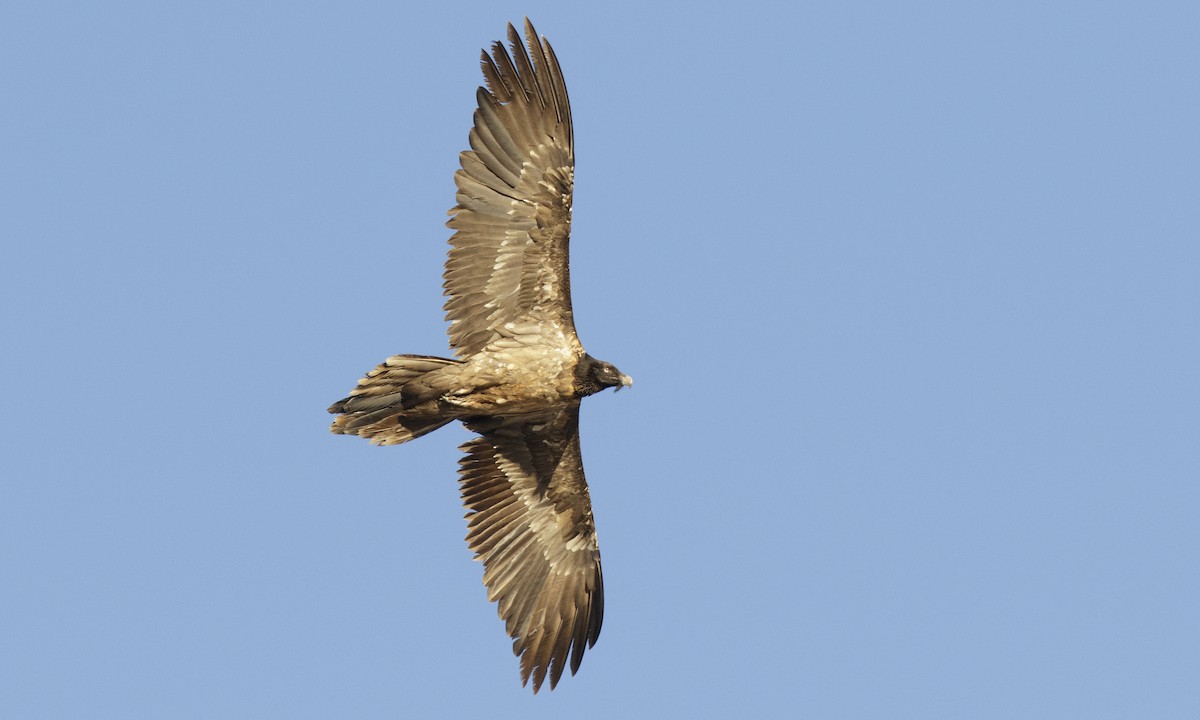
327, 19, 629, 692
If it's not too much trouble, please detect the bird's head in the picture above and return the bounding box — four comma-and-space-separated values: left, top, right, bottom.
577, 355, 633, 396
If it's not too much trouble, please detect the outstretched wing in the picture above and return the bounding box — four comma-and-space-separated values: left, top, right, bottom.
444, 19, 578, 358
459, 404, 603, 692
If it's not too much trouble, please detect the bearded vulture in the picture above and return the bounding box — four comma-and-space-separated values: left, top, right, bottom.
328, 19, 630, 693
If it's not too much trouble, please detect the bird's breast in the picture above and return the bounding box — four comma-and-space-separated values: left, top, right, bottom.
440, 349, 579, 416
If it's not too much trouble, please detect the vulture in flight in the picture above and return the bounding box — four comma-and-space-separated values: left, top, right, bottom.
328, 20, 630, 693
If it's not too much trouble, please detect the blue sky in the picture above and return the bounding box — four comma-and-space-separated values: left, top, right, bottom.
3, 2, 1198, 717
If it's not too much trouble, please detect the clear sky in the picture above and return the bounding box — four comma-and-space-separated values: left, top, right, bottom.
3, 2, 1198, 718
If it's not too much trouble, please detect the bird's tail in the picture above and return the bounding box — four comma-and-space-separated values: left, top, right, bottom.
328, 354, 460, 445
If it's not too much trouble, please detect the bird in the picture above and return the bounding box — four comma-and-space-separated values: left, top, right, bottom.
327, 19, 630, 693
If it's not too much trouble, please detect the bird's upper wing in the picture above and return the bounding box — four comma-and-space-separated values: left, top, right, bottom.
443, 19, 579, 358
459, 404, 603, 692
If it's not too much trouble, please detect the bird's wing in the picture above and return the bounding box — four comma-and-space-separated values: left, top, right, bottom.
444, 19, 579, 358
459, 404, 603, 692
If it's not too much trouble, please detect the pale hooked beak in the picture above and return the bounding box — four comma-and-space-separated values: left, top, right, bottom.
616, 373, 633, 391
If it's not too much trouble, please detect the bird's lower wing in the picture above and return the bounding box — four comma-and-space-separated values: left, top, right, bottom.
459, 404, 603, 692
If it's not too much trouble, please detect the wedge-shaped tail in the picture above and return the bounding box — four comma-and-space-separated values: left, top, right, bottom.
328, 354, 460, 445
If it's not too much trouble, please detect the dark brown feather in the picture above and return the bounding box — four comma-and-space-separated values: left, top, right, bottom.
459, 405, 603, 692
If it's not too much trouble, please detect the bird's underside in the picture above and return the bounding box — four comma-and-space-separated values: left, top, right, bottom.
327, 19, 629, 693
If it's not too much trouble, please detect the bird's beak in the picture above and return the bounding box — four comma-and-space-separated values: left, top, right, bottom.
616, 373, 633, 391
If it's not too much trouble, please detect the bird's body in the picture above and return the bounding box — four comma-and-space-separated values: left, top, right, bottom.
328, 19, 628, 693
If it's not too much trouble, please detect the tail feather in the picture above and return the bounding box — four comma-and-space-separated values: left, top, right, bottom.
331, 412, 453, 446
329, 354, 459, 445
